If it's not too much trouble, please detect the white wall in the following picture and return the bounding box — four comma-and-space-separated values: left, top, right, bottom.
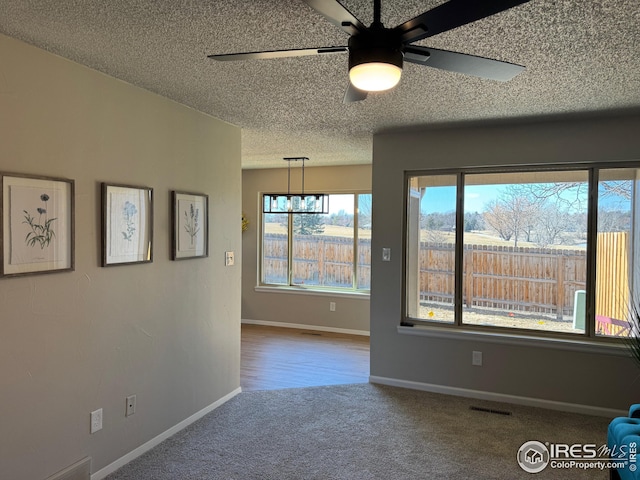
371, 112, 640, 412
0, 34, 241, 480
242, 165, 371, 333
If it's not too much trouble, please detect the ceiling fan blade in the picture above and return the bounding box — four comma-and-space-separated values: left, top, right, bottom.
302, 0, 366, 35
404, 45, 525, 82
343, 83, 368, 103
208, 46, 347, 61
395, 0, 531, 44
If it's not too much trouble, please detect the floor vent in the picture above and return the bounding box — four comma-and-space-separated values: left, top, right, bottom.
45, 457, 91, 480
301, 332, 322, 336
470, 406, 512, 416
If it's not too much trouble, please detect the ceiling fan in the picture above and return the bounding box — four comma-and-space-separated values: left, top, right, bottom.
207, 0, 530, 103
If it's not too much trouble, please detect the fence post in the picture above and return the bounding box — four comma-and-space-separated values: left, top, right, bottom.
318, 237, 325, 285
556, 253, 565, 320
464, 246, 473, 307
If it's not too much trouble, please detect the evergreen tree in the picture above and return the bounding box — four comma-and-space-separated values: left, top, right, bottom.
293, 213, 325, 235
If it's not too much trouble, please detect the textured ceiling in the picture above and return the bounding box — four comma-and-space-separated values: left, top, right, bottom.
1, 0, 639, 168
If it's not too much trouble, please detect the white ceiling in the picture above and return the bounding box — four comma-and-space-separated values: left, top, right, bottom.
1, 0, 639, 168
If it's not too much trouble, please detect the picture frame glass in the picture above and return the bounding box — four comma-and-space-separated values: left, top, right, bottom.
103, 184, 153, 265
173, 192, 208, 259
2, 174, 74, 276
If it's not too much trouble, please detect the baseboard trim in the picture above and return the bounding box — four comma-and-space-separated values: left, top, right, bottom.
242, 318, 370, 336
90, 387, 242, 480
46, 456, 91, 480
369, 376, 625, 418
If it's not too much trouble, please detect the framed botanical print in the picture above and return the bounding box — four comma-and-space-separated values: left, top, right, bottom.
1, 173, 75, 277
102, 183, 153, 266
172, 191, 209, 260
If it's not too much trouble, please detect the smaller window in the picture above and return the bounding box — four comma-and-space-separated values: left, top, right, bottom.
595, 168, 639, 338
406, 175, 457, 323
261, 193, 371, 293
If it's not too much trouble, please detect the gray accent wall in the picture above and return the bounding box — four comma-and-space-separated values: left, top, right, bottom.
0, 34, 241, 480
371, 113, 640, 411
242, 166, 371, 333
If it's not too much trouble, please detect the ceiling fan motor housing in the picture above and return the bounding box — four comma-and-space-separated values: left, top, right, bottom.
347, 27, 403, 71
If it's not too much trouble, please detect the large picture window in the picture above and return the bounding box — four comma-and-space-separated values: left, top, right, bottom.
261, 193, 371, 293
405, 165, 639, 339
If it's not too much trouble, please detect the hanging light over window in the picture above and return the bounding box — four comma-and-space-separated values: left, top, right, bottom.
263, 157, 329, 214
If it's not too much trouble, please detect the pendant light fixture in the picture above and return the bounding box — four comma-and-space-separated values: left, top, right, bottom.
263, 157, 329, 214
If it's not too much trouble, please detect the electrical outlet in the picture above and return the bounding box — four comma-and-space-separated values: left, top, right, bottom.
225, 251, 234, 266
472, 351, 483, 366
126, 395, 136, 417
329, 302, 336, 312
90, 408, 103, 434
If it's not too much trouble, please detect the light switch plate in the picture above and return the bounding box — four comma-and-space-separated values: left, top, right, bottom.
382, 248, 391, 262
472, 351, 483, 366
225, 251, 234, 266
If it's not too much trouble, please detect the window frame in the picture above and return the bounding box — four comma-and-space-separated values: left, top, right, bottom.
402, 161, 638, 343
259, 191, 372, 294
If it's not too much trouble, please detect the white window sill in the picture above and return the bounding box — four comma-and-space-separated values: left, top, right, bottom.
255, 285, 370, 300
397, 324, 629, 357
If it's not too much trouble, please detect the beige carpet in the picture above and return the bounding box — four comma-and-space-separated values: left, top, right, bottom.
106, 383, 611, 479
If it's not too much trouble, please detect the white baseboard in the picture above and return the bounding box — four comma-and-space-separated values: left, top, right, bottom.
90, 387, 242, 480
369, 376, 625, 418
242, 318, 370, 336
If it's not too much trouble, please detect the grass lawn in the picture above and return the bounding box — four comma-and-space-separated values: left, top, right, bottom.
264, 222, 585, 249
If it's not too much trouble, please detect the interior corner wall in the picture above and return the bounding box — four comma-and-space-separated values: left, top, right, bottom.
0, 34, 241, 480
242, 165, 371, 333
371, 112, 640, 411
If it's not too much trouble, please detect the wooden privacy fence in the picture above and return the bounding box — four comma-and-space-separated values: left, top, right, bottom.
263, 233, 371, 288
420, 243, 587, 319
263, 234, 289, 284
264, 232, 629, 320
595, 232, 629, 321
420, 231, 629, 320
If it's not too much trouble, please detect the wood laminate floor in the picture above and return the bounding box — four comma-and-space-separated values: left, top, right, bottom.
240, 324, 370, 391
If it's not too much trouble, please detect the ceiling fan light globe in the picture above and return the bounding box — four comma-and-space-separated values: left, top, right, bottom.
349, 62, 402, 92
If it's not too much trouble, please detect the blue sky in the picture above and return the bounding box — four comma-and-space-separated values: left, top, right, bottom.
421, 185, 500, 214
420, 181, 630, 215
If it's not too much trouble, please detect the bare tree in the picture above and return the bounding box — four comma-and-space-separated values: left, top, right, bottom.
601, 180, 633, 200
483, 200, 514, 242
483, 186, 540, 247
529, 180, 632, 233
535, 204, 568, 247
357, 194, 372, 228
524, 180, 632, 205
597, 208, 631, 232
522, 182, 588, 211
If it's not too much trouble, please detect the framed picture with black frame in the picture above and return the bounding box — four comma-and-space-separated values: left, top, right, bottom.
171, 190, 209, 260
102, 183, 153, 266
1, 173, 74, 277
